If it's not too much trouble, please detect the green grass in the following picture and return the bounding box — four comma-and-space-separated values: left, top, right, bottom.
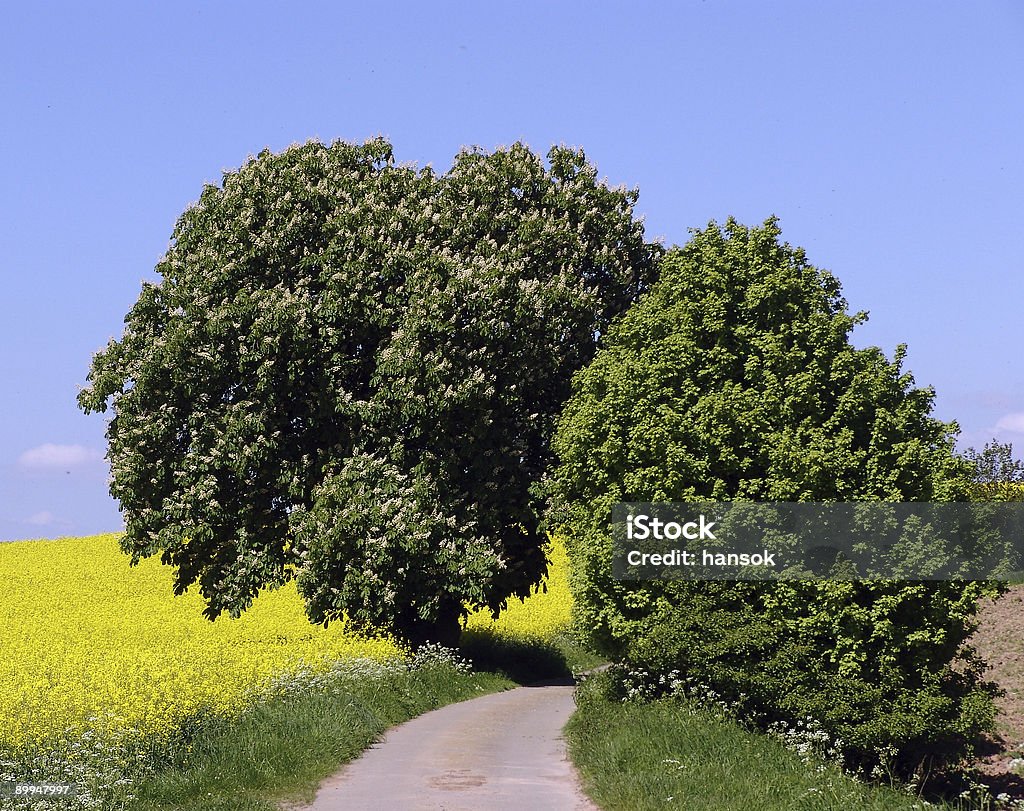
566, 672, 945, 811
122, 664, 513, 811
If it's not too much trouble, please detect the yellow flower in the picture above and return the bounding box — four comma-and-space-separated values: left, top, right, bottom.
0, 534, 400, 749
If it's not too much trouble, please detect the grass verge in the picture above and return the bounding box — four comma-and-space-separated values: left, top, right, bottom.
122, 659, 513, 811
566, 671, 948, 811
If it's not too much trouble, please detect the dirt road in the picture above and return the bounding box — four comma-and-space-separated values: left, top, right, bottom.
294, 681, 597, 810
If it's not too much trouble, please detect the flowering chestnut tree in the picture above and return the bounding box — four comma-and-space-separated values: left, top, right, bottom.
79, 137, 659, 645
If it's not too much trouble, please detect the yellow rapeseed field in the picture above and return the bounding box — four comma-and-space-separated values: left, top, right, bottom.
0, 534, 402, 750
465, 537, 573, 641
0, 533, 572, 756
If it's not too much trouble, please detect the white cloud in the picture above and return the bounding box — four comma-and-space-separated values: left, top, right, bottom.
25, 511, 56, 526
995, 413, 1024, 434
17, 443, 103, 469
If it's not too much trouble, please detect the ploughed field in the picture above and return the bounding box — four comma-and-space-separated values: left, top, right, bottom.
971, 584, 1024, 780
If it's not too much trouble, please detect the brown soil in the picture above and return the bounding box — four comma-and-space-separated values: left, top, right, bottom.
968, 584, 1024, 799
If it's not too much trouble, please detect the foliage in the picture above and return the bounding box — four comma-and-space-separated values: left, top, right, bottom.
549, 218, 1002, 779
962, 440, 1024, 503
963, 441, 1024, 485
78, 137, 660, 643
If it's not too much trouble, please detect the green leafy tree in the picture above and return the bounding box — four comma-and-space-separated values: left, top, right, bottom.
962, 440, 1024, 502
549, 217, 1001, 779
79, 137, 660, 645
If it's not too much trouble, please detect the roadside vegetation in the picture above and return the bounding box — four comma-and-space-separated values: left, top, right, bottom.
1, 533, 398, 809
567, 614, 1024, 811
0, 534, 581, 810
6, 528, 1023, 809
567, 670, 943, 811
127, 655, 511, 811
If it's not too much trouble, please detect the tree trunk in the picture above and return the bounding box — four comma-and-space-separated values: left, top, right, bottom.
406, 598, 463, 649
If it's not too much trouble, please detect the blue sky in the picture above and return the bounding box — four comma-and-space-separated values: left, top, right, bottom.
2, 2, 1022, 541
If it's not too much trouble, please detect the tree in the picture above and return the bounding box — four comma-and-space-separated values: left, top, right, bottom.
549, 218, 1000, 778
79, 137, 660, 645
962, 440, 1024, 502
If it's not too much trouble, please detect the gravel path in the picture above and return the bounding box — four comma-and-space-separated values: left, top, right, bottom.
293, 682, 597, 810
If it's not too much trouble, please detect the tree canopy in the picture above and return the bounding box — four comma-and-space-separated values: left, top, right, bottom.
549, 218, 998, 778
79, 137, 660, 644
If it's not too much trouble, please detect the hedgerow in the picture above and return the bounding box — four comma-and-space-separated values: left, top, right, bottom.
549, 217, 1003, 781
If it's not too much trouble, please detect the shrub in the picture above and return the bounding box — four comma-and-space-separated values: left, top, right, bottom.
549, 217, 1002, 780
